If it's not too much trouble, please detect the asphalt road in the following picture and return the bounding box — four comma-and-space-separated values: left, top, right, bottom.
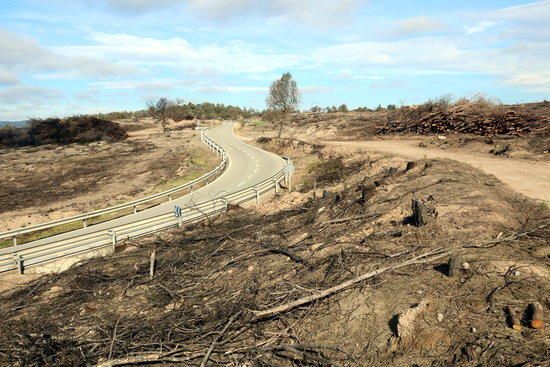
15, 122, 285, 249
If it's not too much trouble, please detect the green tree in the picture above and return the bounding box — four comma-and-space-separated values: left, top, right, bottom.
338, 104, 348, 112
147, 98, 170, 132
266, 72, 301, 138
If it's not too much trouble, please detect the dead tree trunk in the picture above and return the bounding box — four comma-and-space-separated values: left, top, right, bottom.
411, 199, 427, 227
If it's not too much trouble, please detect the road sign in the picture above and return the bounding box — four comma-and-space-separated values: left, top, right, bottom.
283, 164, 295, 174
174, 205, 182, 217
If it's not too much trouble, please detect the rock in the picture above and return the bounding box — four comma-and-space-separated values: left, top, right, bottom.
437, 135, 447, 140
122, 245, 138, 253
45, 285, 63, 299
490, 144, 509, 155
462, 262, 470, 270
396, 299, 430, 340
437, 313, 444, 322
470, 326, 477, 333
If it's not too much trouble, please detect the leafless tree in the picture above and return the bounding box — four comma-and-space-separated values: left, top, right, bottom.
147, 97, 170, 132
266, 72, 301, 138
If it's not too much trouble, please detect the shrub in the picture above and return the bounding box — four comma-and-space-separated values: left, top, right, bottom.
301, 157, 346, 191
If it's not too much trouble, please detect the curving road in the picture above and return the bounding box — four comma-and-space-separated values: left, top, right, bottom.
7, 122, 285, 253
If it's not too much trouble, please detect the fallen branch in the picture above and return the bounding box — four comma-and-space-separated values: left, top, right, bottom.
96, 353, 202, 367
252, 249, 454, 320
269, 247, 309, 267
319, 213, 378, 226
200, 312, 241, 367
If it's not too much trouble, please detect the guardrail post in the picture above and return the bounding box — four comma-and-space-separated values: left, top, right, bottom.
133, 205, 138, 214
14, 254, 24, 274
12, 236, 17, 247
273, 179, 278, 193
168, 194, 172, 202
83, 218, 88, 228
190, 184, 194, 193
255, 187, 260, 205
288, 172, 292, 192
108, 230, 117, 253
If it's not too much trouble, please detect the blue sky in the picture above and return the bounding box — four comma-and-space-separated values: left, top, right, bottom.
0, 0, 548, 120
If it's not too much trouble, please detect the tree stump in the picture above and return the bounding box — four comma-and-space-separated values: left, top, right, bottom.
505, 305, 522, 331
405, 161, 417, 172
529, 302, 544, 329
447, 256, 461, 277
411, 199, 427, 227
410, 197, 437, 227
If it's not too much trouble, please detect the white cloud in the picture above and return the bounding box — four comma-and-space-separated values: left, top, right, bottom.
196, 85, 267, 93
0, 28, 136, 81
103, 0, 180, 13
495, 0, 550, 22
392, 16, 446, 36
0, 68, 19, 85
311, 36, 549, 93
503, 71, 550, 93
98, 0, 359, 27
463, 21, 497, 35
0, 85, 63, 104
56, 32, 304, 75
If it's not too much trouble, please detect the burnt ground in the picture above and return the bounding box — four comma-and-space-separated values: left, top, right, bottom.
0, 141, 548, 367
0, 121, 217, 231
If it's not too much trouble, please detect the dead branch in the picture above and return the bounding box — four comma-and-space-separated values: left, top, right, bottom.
252, 249, 454, 320
200, 312, 241, 367
268, 247, 309, 267
95, 353, 202, 367
319, 213, 378, 226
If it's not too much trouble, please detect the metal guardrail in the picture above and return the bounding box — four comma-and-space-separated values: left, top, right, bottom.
0, 128, 227, 245
0, 127, 290, 273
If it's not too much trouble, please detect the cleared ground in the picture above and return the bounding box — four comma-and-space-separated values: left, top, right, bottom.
0, 119, 217, 231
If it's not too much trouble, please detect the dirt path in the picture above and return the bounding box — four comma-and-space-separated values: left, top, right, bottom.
323, 139, 550, 203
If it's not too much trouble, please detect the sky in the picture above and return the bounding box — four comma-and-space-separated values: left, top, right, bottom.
0, 0, 549, 120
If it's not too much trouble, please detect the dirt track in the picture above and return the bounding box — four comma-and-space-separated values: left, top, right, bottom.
237, 126, 550, 203
321, 139, 550, 203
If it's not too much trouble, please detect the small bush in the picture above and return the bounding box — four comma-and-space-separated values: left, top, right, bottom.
301, 157, 346, 191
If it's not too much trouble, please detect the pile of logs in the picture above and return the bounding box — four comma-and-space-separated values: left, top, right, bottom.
379, 105, 545, 137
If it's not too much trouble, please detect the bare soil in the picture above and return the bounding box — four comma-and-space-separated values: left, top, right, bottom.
0, 119, 217, 231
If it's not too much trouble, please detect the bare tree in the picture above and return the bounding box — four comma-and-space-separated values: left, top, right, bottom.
147, 98, 169, 132
266, 72, 301, 138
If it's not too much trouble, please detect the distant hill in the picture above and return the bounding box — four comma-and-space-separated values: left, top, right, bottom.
0, 120, 29, 128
